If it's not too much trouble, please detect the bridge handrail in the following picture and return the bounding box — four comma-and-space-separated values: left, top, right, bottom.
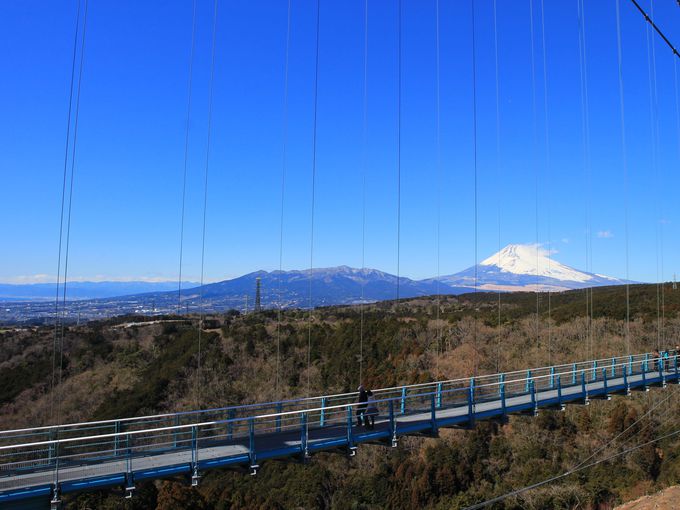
0, 354, 671, 454
0, 352, 655, 438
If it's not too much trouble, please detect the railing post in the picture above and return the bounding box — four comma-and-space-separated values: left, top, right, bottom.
642, 364, 648, 390
629, 355, 633, 375
430, 393, 438, 435
659, 355, 666, 387
400, 387, 407, 415
320, 398, 326, 427
499, 373, 505, 398
675, 355, 679, 383
173, 415, 180, 448
248, 418, 258, 474
275, 403, 282, 433
572, 363, 577, 385
556, 375, 563, 408
611, 357, 616, 377
113, 421, 121, 457
591, 360, 597, 382
388, 400, 397, 447
346, 406, 354, 450
644, 353, 649, 373
301, 412, 309, 458
602, 367, 609, 398
623, 364, 630, 395
191, 425, 200, 486
125, 433, 134, 498
550, 367, 555, 389
525, 370, 532, 393
48, 428, 57, 465
581, 370, 588, 404
530, 378, 537, 414
227, 408, 235, 439
468, 383, 475, 427
436, 382, 443, 409
500, 381, 506, 417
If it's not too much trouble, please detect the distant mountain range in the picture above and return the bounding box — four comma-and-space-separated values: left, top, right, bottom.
0, 245, 634, 321
0, 281, 198, 301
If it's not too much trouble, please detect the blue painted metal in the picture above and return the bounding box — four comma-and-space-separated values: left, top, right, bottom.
0, 485, 52, 503
301, 413, 308, 456
592, 360, 597, 381
319, 398, 326, 427
556, 375, 562, 407
5, 352, 677, 506
346, 406, 354, 449
430, 393, 437, 435
248, 418, 256, 468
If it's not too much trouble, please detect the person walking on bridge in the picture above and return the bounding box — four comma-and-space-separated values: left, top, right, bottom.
356, 385, 368, 427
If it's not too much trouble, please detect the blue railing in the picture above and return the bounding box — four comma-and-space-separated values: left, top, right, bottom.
0, 352, 676, 505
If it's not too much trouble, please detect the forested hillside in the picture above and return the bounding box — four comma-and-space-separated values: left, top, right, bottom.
2, 283, 680, 509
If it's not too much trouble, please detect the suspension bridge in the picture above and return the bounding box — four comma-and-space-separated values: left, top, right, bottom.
3, 0, 680, 507
0, 353, 675, 508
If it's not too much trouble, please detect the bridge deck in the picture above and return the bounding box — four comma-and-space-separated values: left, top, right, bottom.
0, 353, 674, 506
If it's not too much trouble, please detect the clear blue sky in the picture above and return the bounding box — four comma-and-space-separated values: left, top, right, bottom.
1, 0, 679, 284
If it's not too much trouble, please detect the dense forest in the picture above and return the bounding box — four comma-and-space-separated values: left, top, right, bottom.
1, 283, 680, 509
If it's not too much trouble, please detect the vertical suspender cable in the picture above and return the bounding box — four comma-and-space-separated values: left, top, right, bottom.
492, 0, 502, 373
435, 0, 442, 379
277, 0, 292, 400
577, 0, 594, 361
359, 0, 368, 386
51, 0, 82, 425
646, 1, 663, 352
615, 0, 631, 356
396, 0, 402, 303
196, 0, 219, 409
539, 0, 552, 366
177, 0, 198, 315
470, 0, 479, 377
307, 0, 321, 397
529, 0, 541, 351
57, 0, 89, 426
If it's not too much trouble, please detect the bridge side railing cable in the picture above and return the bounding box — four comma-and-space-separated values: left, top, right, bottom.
0, 352, 658, 444
0, 353, 673, 481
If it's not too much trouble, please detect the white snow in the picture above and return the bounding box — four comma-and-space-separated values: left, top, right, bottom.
480, 244, 594, 283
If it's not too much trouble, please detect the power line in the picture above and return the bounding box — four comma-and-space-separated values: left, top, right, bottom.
629, 0, 680, 59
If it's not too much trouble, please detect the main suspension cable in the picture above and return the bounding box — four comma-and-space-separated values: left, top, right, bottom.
492, 0, 502, 374
396, 0, 402, 303
471, 0, 479, 377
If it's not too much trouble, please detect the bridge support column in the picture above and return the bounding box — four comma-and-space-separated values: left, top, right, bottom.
275, 403, 282, 433
611, 357, 616, 378
400, 387, 407, 415
500, 381, 506, 417
529, 379, 538, 416
623, 365, 630, 395
467, 384, 475, 428
300, 413, 310, 460
346, 406, 357, 455
524, 371, 531, 393
320, 398, 326, 427
571, 364, 576, 386
549, 367, 555, 389
436, 382, 443, 409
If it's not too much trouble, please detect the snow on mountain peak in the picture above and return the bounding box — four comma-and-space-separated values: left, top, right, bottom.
480, 244, 593, 283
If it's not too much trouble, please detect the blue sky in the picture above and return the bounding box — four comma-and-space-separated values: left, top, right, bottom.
1, 0, 679, 284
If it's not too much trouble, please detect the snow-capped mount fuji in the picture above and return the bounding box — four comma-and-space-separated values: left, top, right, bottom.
439, 244, 629, 292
